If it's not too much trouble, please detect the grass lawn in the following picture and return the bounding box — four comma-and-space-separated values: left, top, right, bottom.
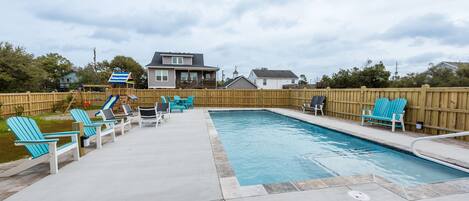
0, 117, 75, 163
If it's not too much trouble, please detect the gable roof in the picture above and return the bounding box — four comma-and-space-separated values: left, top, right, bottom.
223, 76, 257, 88
146, 51, 217, 69
251, 69, 298, 79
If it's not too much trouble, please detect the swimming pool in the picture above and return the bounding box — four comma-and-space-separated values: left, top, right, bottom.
209, 110, 469, 187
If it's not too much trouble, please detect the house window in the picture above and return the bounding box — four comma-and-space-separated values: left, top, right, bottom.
291, 79, 295, 84
263, 79, 267, 86
190, 72, 198, 81
155, 70, 168, 82
171, 57, 183, 65
205, 73, 211, 80
181, 72, 189, 81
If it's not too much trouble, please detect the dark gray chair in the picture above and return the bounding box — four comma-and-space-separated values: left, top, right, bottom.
138, 107, 162, 128
100, 108, 132, 134
302, 96, 325, 116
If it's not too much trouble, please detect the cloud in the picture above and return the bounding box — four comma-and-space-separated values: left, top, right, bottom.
379, 13, 469, 46
257, 16, 298, 29
33, 4, 199, 36
90, 28, 130, 42
2, 0, 469, 79
405, 52, 445, 64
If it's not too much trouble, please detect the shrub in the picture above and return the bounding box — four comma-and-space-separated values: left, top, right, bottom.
14, 106, 25, 116
52, 100, 65, 112
0, 102, 3, 120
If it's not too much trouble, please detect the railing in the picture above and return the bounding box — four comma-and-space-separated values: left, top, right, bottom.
176, 80, 217, 89
410, 131, 469, 173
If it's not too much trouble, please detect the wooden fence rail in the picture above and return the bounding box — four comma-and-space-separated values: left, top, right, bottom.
1, 86, 468, 140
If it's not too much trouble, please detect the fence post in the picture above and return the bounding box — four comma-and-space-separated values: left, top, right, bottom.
360, 86, 366, 111
326, 87, 331, 115
72, 122, 85, 156
203, 88, 207, 107
27, 91, 32, 115
303, 88, 307, 109
260, 89, 264, 108
418, 84, 430, 127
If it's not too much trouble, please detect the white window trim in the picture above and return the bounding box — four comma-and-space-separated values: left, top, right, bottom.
155, 69, 169, 82
171, 56, 183, 65
180, 72, 189, 81
189, 72, 198, 81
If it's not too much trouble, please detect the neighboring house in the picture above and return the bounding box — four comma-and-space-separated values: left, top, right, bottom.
223, 76, 257, 89
248, 68, 298, 89
433, 61, 469, 70
59, 71, 78, 90
146, 52, 219, 89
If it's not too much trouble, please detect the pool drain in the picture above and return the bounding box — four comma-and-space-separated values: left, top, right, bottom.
348, 190, 370, 201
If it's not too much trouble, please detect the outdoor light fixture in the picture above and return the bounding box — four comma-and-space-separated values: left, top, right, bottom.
416, 121, 424, 130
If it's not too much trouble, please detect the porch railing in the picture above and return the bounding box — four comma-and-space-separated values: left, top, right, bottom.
176, 80, 217, 89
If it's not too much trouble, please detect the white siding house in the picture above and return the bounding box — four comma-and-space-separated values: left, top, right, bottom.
248, 68, 298, 89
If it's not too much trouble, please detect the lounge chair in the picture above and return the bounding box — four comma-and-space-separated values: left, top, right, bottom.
95, 95, 119, 116
138, 107, 162, 128
100, 108, 132, 135
161, 96, 185, 112
302, 96, 325, 116
156, 102, 171, 119
122, 103, 140, 124
0, 117, 80, 176
70, 109, 116, 149
361, 98, 407, 132
185, 96, 195, 109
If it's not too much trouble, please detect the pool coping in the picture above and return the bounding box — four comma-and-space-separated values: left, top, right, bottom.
203, 108, 469, 200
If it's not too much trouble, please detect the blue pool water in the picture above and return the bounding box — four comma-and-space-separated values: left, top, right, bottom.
209, 110, 469, 186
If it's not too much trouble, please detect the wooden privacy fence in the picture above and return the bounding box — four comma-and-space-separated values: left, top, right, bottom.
290, 85, 469, 136
1, 86, 468, 138
110, 88, 291, 108
0, 91, 107, 116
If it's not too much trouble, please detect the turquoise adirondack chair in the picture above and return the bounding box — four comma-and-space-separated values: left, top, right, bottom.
173, 96, 186, 108
161, 96, 185, 112
185, 96, 194, 109
361, 98, 407, 132
70, 109, 116, 149
0, 117, 80, 176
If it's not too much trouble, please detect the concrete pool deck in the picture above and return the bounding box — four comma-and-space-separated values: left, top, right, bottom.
1, 108, 469, 201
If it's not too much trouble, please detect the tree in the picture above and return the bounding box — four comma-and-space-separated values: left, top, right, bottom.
391, 64, 469, 87
299, 74, 308, 85
109, 56, 147, 88
316, 62, 391, 88
0, 42, 47, 92
77, 61, 112, 85
35, 53, 73, 90
358, 62, 390, 88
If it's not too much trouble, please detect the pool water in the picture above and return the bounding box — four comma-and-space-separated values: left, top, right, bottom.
209, 110, 469, 186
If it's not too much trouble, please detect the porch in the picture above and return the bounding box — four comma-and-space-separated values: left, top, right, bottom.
175, 70, 217, 89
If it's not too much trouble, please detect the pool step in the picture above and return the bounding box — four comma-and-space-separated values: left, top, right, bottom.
300, 147, 386, 159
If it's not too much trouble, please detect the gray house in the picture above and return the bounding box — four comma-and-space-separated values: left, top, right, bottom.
59, 71, 78, 91
146, 52, 219, 89
223, 76, 257, 89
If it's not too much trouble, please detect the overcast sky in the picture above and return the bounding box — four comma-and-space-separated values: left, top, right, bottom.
2, 0, 469, 81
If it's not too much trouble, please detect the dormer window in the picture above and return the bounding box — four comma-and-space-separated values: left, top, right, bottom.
171, 56, 183, 65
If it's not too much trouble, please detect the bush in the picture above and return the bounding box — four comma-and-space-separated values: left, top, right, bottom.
14, 106, 25, 116
52, 100, 65, 112
0, 102, 3, 120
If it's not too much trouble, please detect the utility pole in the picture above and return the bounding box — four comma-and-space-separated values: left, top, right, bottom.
93, 48, 97, 72
394, 61, 398, 80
